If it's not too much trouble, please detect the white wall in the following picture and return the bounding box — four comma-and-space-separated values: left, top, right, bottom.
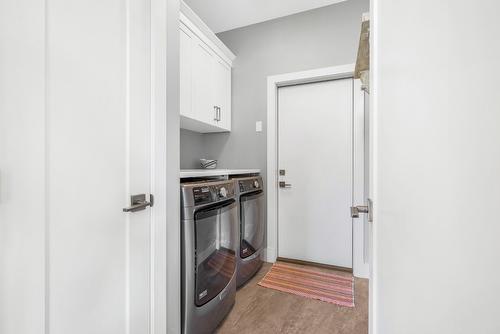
373, 0, 500, 333
0, 1, 46, 333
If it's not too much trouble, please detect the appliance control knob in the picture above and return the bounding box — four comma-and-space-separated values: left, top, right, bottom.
219, 187, 228, 198
253, 180, 259, 188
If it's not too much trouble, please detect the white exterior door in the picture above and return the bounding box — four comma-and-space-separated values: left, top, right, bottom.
277, 79, 355, 268
0, 0, 166, 333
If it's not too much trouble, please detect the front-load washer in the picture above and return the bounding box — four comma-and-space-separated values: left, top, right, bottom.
181, 180, 238, 334
232, 176, 265, 287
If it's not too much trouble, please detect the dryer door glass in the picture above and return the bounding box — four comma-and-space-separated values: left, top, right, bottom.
240, 191, 264, 258
194, 199, 237, 306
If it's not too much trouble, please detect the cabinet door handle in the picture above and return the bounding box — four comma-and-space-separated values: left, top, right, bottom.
214, 106, 218, 121
217, 107, 221, 121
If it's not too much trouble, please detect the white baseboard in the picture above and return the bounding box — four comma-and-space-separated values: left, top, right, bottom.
262, 247, 277, 263
264, 247, 369, 279
354, 263, 370, 279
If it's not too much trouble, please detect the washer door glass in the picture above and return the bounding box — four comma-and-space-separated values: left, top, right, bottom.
240, 190, 264, 258
194, 199, 237, 307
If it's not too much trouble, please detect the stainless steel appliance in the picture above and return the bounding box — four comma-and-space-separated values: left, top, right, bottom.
232, 176, 265, 287
181, 180, 238, 334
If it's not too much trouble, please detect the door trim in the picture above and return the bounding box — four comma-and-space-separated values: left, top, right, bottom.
152, 0, 180, 333
265, 64, 369, 278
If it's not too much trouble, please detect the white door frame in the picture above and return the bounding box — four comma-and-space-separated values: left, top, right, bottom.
265, 64, 369, 278
152, 0, 180, 333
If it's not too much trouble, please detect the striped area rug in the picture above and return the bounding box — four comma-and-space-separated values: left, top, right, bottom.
258, 262, 355, 307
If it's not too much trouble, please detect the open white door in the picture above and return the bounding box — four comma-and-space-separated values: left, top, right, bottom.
0, 0, 179, 333
371, 1, 500, 333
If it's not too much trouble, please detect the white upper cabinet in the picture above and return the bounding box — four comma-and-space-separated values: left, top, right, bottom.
213, 56, 232, 131
179, 2, 235, 133
192, 33, 216, 126
180, 24, 195, 120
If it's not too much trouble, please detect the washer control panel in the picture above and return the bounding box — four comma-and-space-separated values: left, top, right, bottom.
238, 177, 262, 193
192, 182, 234, 205
219, 187, 228, 198
192, 186, 212, 205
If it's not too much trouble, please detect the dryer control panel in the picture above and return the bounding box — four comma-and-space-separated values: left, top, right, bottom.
238, 177, 262, 193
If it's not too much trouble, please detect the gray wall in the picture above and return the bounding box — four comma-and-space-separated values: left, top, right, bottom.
180, 129, 206, 169
179, 0, 368, 243
182, 0, 368, 172
207, 0, 367, 172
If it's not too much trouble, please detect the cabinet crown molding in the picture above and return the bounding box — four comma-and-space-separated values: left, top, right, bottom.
180, 1, 236, 65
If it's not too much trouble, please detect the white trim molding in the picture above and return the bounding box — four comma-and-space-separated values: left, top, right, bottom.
152, 0, 180, 333
266, 64, 369, 278
180, 0, 236, 65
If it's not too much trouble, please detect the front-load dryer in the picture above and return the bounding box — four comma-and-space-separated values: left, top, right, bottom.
181, 180, 238, 334
232, 176, 265, 287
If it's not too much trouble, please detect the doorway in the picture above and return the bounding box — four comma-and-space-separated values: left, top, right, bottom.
266, 65, 369, 278
277, 78, 354, 269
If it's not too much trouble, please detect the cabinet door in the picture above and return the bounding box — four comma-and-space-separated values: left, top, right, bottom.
213, 56, 231, 131
180, 25, 194, 119
192, 36, 217, 125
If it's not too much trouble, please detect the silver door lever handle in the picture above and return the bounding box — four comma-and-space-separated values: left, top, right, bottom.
123, 194, 154, 212
351, 206, 368, 218
279, 181, 292, 188
351, 198, 373, 222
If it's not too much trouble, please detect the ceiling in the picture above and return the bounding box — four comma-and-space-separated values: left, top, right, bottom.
183, 0, 348, 33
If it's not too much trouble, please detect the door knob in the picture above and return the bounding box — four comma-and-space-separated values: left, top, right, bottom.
123, 194, 154, 212
279, 181, 292, 188
350, 198, 373, 222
